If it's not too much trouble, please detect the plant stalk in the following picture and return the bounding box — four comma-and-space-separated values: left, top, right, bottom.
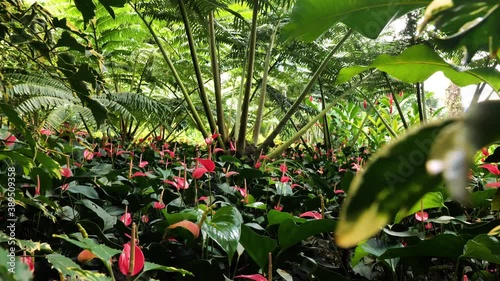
253, 23, 278, 144
177, 0, 218, 136
208, 11, 226, 147
236, 0, 260, 156
266, 72, 371, 159
260, 29, 353, 152
383, 72, 408, 130
131, 3, 209, 138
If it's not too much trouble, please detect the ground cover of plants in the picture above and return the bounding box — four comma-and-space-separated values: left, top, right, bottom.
2, 0, 500, 280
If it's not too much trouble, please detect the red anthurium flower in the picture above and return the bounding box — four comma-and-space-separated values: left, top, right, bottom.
141, 215, 149, 223
5, 134, 17, 147
229, 141, 236, 151
139, 161, 148, 168
235, 274, 267, 281
83, 149, 94, 161
274, 204, 283, 211
299, 211, 322, 220
225, 171, 239, 177
481, 164, 500, 175
279, 163, 288, 173
415, 211, 429, 222
40, 128, 52, 136
280, 176, 290, 183
198, 196, 208, 201
153, 202, 165, 209
334, 189, 345, 194
399, 91, 404, 97
234, 186, 247, 197
165, 177, 189, 190
255, 162, 261, 169
20, 255, 35, 273
425, 222, 433, 229
204, 137, 213, 145
76, 131, 88, 136
482, 147, 490, 156
192, 167, 209, 179
118, 242, 145, 276
61, 167, 73, 178
61, 183, 69, 191
197, 158, 215, 172
131, 171, 148, 178
486, 182, 500, 188
214, 148, 224, 153
166, 149, 175, 158
291, 183, 301, 189
463, 275, 469, 281
212, 133, 220, 139
120, 213, 132, 226
363, 100, 367, 109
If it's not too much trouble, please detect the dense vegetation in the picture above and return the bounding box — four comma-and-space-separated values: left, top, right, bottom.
1, 0, 500, 280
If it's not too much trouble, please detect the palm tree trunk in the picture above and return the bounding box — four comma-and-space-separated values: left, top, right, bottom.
259, 29, 353, 152
236, 0, 259, 156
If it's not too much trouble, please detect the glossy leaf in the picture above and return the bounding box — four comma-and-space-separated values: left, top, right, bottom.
136, 261, 193, 278
53, 234, 121, 270
267, 210, 306, 226
471, 189, 497, 209
240, 224, 277, 270
461, 234, 500, 264
46, 253, 112, 281
79, 199, 117, 231
278, 219, 336, 253
336, 45, 500, 91
420, 0, 500, 62
67, 185, 99, 199
282, 0, 429, 41
203, 206, 243, 263
380, 234, 465, 260
336, 120, 455, 248
394, 192, 445, 223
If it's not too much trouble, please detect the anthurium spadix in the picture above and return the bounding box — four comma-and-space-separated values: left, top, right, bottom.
335, 101, 500, 248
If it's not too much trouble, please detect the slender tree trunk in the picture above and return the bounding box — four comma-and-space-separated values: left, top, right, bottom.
266, 73, 372, 159
318, 79, 331, 152
178, 0, 218, 136
253, 24, 278, 144
259, 29, 353, 152
131, 3, 209, 138
208, 11, 226, 146
236, 0, 259, 156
